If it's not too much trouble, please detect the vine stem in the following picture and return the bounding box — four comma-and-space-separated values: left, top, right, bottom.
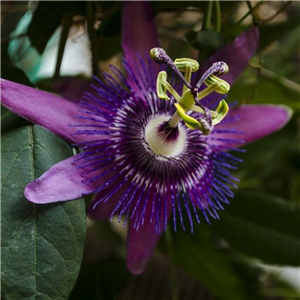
53, 14, 72, 79
87, 1, 99, 77
235, 1, 262, 26
204, 1, 213, 29
215, 1, 221, 32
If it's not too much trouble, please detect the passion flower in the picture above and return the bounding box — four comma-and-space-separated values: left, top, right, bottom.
1, 2, 292, 275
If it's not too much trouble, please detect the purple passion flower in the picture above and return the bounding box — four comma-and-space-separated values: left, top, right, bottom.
1, 2, 292, 275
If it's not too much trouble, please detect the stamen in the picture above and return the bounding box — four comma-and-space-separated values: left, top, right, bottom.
150, 47, 192, 89
204, 75, 230, 94
156, 71, 181, 102
212, 100, 229, 125
174, 58, 199, 94
195, 61, 229, 91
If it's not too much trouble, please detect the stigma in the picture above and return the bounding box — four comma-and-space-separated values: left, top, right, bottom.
150, 47, 230, 135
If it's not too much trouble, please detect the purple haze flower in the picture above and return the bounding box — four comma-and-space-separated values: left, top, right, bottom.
1, 2, 292, 275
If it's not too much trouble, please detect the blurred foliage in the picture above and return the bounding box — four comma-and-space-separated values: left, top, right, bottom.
28, 1, 86, 53
1, 1, 300, 300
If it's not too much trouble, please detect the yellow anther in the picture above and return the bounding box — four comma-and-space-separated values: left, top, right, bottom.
174, 58, 199, 72
212, 100, 229, 125
204, 75, 230, 94
156, 71, 170, 100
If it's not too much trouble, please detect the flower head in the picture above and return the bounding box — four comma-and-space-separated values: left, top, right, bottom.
1, 2, 292, 275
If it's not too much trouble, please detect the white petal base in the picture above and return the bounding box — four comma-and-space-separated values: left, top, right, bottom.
145, 116, 186, 157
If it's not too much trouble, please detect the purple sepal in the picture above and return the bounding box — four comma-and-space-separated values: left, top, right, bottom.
24, 156, 93, 204
126, 199, 172, 275
88, 185, 127, 221
1, 79, 93, 144
51, 77, 93, 103
122, 1, 160, 94
211, 104, 293, 148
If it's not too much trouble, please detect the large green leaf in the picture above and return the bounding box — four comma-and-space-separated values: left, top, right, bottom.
1, 125, 86, 300
1, 106, 30, 133
236, 123, 300, 200
169, 226, 249, 300
209, 191, 300, 266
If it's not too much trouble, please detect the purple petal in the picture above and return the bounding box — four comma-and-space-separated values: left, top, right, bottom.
194, 27, 259, 106
210, 104, 293, 148
122, 1, 160, 92
25, 155, 93, 204
1, 79, 92, 144
88, 196, 119, 220
126, 222, 161, 275
88, 181, 128, 221
126, 199, 172, 275
122, 1, 159, 66
51, 77, 93, 103
195, 27, 259, 85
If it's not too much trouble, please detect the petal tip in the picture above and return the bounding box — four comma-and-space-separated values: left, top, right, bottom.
260, 104, 293, 130
24, 182, 40, 204
278, 104, 293, 124
126, 261, 145, 276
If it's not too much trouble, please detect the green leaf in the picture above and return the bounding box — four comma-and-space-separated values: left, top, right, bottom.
235, 122, 300, 200
186, 29, 226, 61
1, 125, 86, 300
229, 259, 264, 300
209, 191, 300, 266
1, 106, 31, 133
70, 258, 130, 300
228, 69, 300, 112
1, 66, 34, 132
169, 226, 249, 300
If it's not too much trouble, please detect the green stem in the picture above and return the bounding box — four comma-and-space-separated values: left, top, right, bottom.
197, 82, 219, 100
164, 81, 181, 102
53, 14, 72, 79
236, 1, 262, 26
205, 1, 213, 29
87, 1, 99, 77
260, 1, 292, 22
215, 1, 221, 32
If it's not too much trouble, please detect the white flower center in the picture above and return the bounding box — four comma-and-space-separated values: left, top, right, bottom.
145, 116, 186, 157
